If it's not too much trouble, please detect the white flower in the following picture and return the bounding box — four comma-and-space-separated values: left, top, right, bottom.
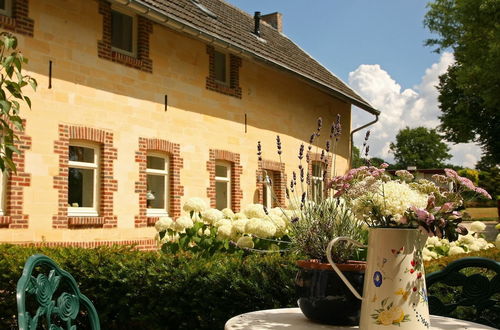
245, 218, 277, 238
154, 216, 173, 232
468, 243, 482, 252
458, 234, 474, 245
236, 236, 254, 249
231, 219, 249, 236
426, 236, 440, 246
470, 221, 486, 233
243, 204, 266, 218
448, 246, 466, 256
201, 208, 224, 225
233, 212, 248, 220
267, 214, 287, 237
172, 215, 194, 232
214, 219, 232, 227
217, 224, 233, 240
183, 197, 208, 212
222, 208, 235, 219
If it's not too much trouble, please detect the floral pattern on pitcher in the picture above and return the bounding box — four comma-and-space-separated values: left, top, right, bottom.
371, 297, 410, 326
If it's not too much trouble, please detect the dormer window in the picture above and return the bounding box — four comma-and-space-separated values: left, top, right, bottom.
0, 0, 12, 17
214, 50, 228, 83
111, 9, 136, 56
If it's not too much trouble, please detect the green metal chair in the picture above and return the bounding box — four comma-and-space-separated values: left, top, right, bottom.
426, 257, 500, 328
16, 254, 100, 330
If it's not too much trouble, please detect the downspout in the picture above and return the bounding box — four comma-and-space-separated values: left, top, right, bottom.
349, 114, 379, 169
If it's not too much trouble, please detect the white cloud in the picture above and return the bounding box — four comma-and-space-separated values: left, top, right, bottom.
349, 52, 482, 168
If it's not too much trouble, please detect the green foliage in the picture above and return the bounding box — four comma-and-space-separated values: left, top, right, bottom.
477, 166, 500, 200
389, 126, 451, 169
424, 247, 500, 274
0, 32, 37, 172
457, 168, 479, 185
424, 0, 500, 163
351, 145, 364, 168
0, 244, 298, 330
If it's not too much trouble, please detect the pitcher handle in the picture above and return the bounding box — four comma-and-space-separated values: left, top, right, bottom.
326, 237, 367, 301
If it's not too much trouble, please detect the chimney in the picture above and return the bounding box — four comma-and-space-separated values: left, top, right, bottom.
254, 11, 261, 36
261, 12, 283, 33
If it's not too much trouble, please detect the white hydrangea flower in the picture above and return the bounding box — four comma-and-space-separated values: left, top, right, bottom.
448, 246, 466, 256
422, 247, 438, 261
458, 234, 475, 245
154, 216, 173, 232
172, 215, 194, 232
426, 236, 440, 246
214, 219, 232, 227
217, 224, 233, 240
233, 212, 248, 220
222, 208, 235, 219
468, 243, 482, 252
470, 221, 486, 233
183, 197, 208, 212
267, 214, 287, 237
231, 219, 249, 236
245, 218, 277, 238
236, 236, 254, 249
201, 208, 224, 225
243, 204, 266, 218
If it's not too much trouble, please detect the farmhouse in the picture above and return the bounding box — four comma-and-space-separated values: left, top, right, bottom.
0, 0, 378, 248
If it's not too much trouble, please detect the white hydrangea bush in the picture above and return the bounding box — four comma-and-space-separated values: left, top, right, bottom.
155, 197, 293, 254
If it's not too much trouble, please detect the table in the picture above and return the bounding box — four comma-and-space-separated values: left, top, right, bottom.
225, 308, 496, 330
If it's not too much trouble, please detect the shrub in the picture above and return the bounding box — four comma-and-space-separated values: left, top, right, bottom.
0, 244, 298, 330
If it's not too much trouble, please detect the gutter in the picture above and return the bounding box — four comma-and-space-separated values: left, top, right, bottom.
111, 0, 380, 116
349, 114, 379, 169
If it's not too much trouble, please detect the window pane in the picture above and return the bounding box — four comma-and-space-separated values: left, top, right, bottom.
69, 146, 94, 163
68, 168, 94, 207
147, 156, 165, 170
215, 165, 228, 178
312, 180, 323, 202
214, 51, 226, 82
111, 10, 133, 53
147, 175, 165, 209
0, 0, 6, 10
216, 181, 228, 209
312, 163, 322, 177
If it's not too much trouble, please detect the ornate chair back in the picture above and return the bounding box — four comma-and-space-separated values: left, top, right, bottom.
16, 254, 100, 330
426, 257, 500, 328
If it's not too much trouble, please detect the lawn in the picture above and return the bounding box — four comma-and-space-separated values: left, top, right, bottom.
464, 207, 498, 220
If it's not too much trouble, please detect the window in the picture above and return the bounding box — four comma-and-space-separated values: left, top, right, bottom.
213, 50, 228, 83
146, 153, 169, 216
68, 143, 99, 217
0, 0, 12, 17
311, 162, 324, 202
262, 170, 276, 209
0, 171, 5, 216
215, 161, 231, 210
111, 9, 136, 56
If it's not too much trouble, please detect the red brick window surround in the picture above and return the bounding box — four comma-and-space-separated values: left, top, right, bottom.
256, 159, 286, 208
206, 45, 242, 98
97, 0, 153, 73
53, 125, 117, 229
0, 121, 31, 229
135, 138, 184, 227
207, 149, 242, 212
0, 0, 34, 37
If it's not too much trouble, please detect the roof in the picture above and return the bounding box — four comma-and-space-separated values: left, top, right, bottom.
124, 0, 379, 115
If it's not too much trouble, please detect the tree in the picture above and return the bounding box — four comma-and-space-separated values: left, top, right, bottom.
389, 127, 452, 169
0, 32, 36, 172
351, 146, 364, 168
424, 0, 500, 163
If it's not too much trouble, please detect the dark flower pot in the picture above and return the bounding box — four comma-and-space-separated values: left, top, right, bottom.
295, 260, 365, 326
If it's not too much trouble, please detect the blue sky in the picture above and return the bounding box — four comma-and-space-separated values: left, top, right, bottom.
227, 0, 482, 168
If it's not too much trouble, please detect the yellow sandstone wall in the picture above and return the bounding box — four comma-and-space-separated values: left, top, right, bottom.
0, 0, 352, 245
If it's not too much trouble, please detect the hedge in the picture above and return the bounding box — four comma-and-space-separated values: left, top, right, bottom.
1, 244, 498, 329
0, 244, 298, 330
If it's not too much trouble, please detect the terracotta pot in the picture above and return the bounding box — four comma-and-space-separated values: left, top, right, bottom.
295, 259, 366, 326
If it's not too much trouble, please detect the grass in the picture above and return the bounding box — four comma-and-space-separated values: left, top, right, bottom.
464, 207, 498, 220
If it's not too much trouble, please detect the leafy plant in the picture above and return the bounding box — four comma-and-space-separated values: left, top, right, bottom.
0, 32, 37, 172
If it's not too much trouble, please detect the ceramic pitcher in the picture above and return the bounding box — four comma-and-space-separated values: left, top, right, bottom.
327, 228, 430, 329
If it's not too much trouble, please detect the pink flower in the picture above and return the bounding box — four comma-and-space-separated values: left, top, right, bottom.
380, 163, 389, 169
414, 208, 429, 221
475, 187, 492, 199
444, 168, 458, 178
426, 195, 435, 209
440, 202, 454, 213
458, 176, 476, 190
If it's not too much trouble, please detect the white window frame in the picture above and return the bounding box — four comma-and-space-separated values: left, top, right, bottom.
110, 6, 137, 57
262, 170, 275, 209
146, 152, 169, 217
0, 0, 12, 17
67, 142, 100, 217
215, 160, 231, 210
311, 161, 324, 202
0, 171, 6, 216
213, 49, 230, 85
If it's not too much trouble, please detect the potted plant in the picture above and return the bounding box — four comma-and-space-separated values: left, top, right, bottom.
260, 117, 368, 326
